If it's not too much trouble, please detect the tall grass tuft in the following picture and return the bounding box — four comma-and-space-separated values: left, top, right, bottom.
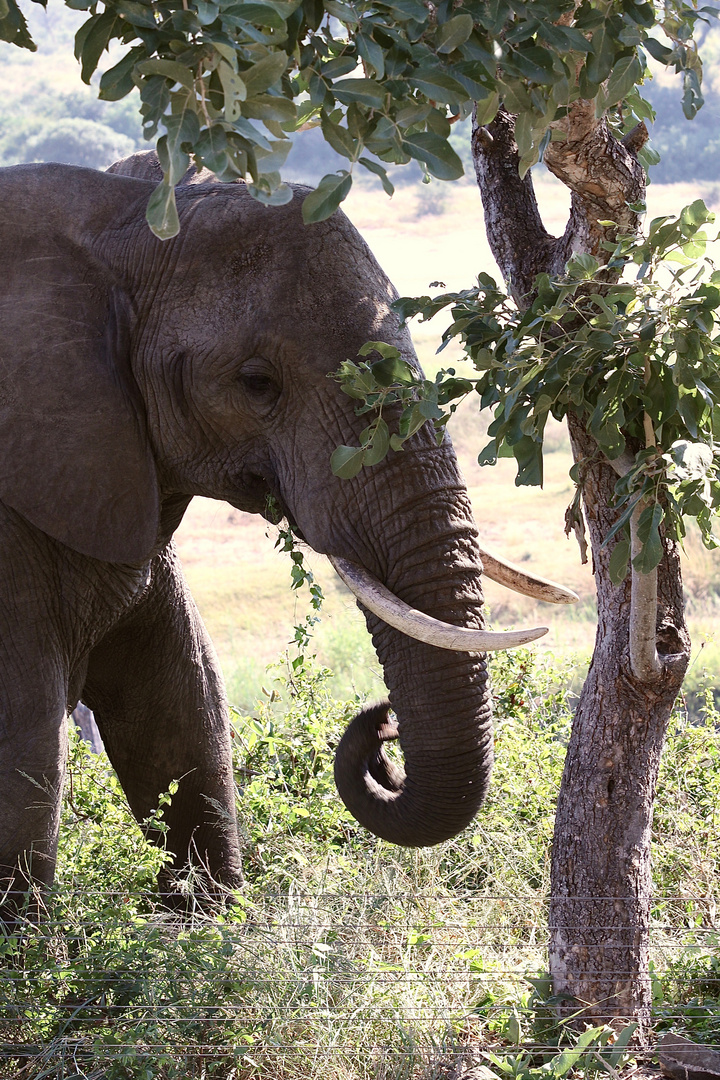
1, 650, 719, 1077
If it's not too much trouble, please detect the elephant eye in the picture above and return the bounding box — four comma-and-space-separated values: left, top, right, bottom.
238, 362, 280, 409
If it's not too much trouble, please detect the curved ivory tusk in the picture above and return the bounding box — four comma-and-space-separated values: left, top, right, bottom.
477, 545, 579, 605
328, 556, 548, 652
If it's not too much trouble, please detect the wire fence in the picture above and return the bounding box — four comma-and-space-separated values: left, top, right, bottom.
2, 887, 720, 1079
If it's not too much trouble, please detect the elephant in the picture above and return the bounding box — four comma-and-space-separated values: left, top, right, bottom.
0, 152, 574, 918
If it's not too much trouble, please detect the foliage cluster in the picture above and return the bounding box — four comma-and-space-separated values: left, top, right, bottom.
2, 0, 712, 235
334, 199, 720, 582
1, 650, 719, 1075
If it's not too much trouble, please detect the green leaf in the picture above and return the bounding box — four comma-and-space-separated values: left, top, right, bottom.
99, 45, 145, 101
633, 503, 664, 574
474, 90, 499, 126
196, 0, 219, 24
604, 1023, 638, 1069
248, 179, 294, 204
330, 445, 365, 478
681, 199, 713, 229
384, 0, 426, 19
146, 182, 180, 240
609, 537, 630, 585
506, 44, 556, 84
219, 61, 247, 122
324, 0, 358, 23
358, 157, 394, 195
159, 108, 200, 184
568, 252, 599, 278
551, 1028, 605, 1079
358, 340, 401, 359
362, 419, 390, 466
436, 13, 473, 53
401, 132, 463, 180
223, 1, 287, 27
322, 55, 358, 78
242, 50, 288, 95
586, 25, 616, 85
321, 115, 358, 160
0, 0, 35, 47
254, 138, 292, 173
372, 355, 415, 386
512, 435, 543, 487
643, 37, 673, 64
115, 0, 161, 27
606, 54, 643, 108
409, 67, 467, 104
137, 58, 195, 89
332, 78, 387, 107
242, 93, 296, 123
357, 32, 385, 77
193, 125, 230, 174
75, 11, 118, 84
667, 439, 713, 480
302, 170, 352, 223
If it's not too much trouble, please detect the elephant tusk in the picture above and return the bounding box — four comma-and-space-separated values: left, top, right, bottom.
328, 556, 548, 652
477, 545, 579, 605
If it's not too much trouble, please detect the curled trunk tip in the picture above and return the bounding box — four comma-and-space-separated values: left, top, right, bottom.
334, 701, 491, 847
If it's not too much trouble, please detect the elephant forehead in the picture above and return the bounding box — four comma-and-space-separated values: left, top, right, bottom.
143, 187, 414, 371
175, 185, 396, 301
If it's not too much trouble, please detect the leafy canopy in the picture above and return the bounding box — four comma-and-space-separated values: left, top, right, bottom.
0, 0, 712, 234
333, 201, 720, 581
4, 0, 719, 576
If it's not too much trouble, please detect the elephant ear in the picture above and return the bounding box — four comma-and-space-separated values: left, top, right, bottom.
0, 165, 160, 564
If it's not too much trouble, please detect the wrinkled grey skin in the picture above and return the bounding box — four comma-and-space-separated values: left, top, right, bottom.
0, 154, 492, 918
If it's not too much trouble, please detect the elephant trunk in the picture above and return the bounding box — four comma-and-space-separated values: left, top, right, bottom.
333, 499, 494, 847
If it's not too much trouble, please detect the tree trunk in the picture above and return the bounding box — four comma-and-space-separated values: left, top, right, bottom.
471, 105, 692, 1033
549, 416, 689, 1035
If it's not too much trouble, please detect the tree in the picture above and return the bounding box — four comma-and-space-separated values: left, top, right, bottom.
5, 0, 719, 1037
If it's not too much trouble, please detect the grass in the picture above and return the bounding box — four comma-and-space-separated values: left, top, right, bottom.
3, 651, 720, 1078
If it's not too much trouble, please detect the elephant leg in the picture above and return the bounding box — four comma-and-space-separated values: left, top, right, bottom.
0, 711, 68, 921
82, 542, 242, 902
0, 651, 69, 922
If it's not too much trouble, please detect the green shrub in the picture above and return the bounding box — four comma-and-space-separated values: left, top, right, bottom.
2, 650, 720, 1077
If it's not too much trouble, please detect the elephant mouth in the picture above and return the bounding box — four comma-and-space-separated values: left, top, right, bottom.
229, 475, 307, 542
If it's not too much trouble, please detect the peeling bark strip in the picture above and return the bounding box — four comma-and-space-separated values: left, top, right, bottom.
471, 107, 691, 1034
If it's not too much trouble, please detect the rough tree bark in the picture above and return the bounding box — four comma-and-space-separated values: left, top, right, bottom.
471, 103, 692, 1035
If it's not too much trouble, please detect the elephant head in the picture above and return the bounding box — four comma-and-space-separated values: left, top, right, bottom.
0, 157, 573, 849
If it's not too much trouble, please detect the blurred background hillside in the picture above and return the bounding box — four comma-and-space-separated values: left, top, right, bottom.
3, 6, 720, 713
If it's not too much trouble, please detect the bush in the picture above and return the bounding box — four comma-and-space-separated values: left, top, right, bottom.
15, 117, 136, 170
2, 651, 720, 1077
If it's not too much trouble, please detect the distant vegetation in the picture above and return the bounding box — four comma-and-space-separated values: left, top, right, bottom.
0, 87, 142, 171
645, 80, 720, 186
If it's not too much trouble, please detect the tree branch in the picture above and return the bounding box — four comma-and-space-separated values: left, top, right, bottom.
471, 106, 558, 303
544, 102, 648, 270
